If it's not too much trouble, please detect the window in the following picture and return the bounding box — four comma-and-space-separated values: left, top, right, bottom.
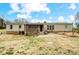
19, 25, 21, 28
65, 25, 68, 28
52, 25, 54, 30
50, 25, 51, 30
40, 25, 43, 31
10, 25, 12, 29
47, 25, 49, 30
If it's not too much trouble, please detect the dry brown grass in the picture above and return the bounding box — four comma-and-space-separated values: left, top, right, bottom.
0, 32, 79, 55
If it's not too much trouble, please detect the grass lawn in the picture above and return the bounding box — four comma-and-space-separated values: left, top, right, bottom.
0, 33, 79, 55
0, 29, 6, 33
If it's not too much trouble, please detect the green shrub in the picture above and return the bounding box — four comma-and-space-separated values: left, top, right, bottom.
39, 47, 43, 50
0, 26, 5, 29
5, 51, 14, 55
5, 48, 14, 55
54, 48, 58, 51
0, 47, 5, 53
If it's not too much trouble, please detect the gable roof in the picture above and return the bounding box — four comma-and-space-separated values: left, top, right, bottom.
6, 22, 25, 25
47, 22, 72, 25
6, 21, 73, 25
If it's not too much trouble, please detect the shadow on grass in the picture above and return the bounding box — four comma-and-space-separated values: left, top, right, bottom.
53, 32, 79, 38
69, 35, 79, 37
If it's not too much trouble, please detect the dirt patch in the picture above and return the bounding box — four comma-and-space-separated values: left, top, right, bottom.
0, 33, 79, 55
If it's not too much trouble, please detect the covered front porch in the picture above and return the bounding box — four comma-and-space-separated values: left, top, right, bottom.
24, 23, 44, 35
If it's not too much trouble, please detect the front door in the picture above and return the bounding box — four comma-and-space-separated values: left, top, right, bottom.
40, 25, 43, 32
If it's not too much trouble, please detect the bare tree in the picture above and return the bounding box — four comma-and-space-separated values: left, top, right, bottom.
14, 18, 29, 24
74, 12, 79, 34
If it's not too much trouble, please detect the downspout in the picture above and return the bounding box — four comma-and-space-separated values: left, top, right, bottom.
72, 22, 74, 36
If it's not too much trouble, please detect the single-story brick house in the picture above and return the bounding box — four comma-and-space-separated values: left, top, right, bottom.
6, 22, 73, 35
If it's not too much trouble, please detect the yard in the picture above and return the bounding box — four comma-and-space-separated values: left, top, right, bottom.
0, 30, 79, 55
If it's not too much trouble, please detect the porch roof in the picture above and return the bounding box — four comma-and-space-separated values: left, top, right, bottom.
25, 23, 44, 25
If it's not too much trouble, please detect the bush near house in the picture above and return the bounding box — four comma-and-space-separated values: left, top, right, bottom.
0, 26, 5, 29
